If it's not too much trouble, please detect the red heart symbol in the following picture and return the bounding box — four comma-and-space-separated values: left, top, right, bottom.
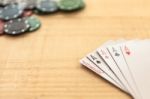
126, 51, 131, 55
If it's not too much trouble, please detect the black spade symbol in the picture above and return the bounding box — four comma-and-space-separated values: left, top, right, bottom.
96, 60, 101, 64
115, 53, 120, 56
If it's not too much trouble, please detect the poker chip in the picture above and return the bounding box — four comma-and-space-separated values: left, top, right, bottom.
0, 4, 23, 20
0, 20, 4, 35
0, 0, 5, 6
26, 16, 41, 32
3, 0, 17, 5
0, 7, 3, 11
0, 0, 85, 36
4, 18, 30, 35
23, 0, 37, 9
58, 0, 85, 11
36, 0, 59, 13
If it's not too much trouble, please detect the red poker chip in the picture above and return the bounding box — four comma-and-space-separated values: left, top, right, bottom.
22, 10, 33, 17
0, 20, 4, 35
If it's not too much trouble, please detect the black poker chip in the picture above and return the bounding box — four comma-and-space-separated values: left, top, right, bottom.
0, 4, 24, 20
36, 0, 59, 14
4, 18, 30, 35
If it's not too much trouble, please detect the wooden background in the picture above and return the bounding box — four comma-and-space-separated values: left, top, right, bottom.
0, 0, 150, 98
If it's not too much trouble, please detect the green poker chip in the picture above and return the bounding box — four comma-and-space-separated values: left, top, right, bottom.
26, 16, 41, 32
58, 0, 85, 11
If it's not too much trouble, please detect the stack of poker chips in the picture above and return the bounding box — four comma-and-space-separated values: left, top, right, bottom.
0, 0, 85, 36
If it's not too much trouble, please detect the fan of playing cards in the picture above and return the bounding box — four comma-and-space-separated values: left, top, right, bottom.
80, 40, 150, 99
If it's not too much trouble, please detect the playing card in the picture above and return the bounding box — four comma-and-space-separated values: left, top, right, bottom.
97, 44, 131, 93
80, 57, 124, 90
86, 52, 127, 91
80, 39, 150, 99
80, 40, 128, 92
107, 40, 141, 98
121, 40, 150, 99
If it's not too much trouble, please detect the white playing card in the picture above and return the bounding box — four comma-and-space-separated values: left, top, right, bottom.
93, 40, 128, 90
80, 40, 129, 92
107, 40, 141, 99
120, 40, 150, 99
80, 57, 124, 90
97, 44, 132, 93
86, 52, 127, 91
80, 39, 150, 99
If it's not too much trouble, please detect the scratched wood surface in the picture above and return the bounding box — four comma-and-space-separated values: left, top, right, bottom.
0, 0, 150, 99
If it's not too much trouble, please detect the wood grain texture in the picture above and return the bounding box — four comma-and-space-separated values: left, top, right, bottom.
0, 0, 150, 98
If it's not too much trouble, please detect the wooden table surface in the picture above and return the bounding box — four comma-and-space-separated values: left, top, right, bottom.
0, 0, 150, 99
